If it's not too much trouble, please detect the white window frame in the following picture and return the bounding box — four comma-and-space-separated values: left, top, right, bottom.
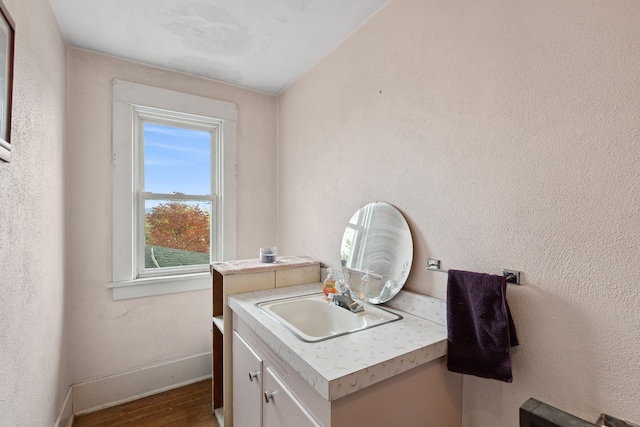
109, 80, 237, 300
135, 108, 220, 279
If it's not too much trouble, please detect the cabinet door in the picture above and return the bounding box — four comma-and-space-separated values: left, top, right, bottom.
233, 331, 263, 427
264, 367, 321, 427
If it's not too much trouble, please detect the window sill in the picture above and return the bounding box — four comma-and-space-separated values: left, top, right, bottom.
108, 272, 211, 300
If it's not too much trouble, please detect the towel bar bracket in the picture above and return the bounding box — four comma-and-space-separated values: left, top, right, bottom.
425, 259, 522, 285
427, 258, 442, 270
502, 269, 521, 285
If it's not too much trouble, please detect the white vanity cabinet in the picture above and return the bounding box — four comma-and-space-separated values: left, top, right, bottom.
263, 367, 320, 427
233, 328, 320, 427
232, 331, 263, 427
229, 285, 462, 427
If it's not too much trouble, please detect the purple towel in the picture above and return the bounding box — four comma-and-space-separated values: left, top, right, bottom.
446, 269, 518, 382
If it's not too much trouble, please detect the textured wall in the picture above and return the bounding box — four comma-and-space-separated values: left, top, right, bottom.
0, 0, 68, 425
66, 48, 277, 384
277, 0, 640, 425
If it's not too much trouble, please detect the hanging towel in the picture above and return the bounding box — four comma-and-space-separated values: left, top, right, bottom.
446, 269, 518, 382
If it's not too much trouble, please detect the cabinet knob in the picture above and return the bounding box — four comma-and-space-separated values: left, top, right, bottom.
248, 371, 259, 382
264, 390, 276, 403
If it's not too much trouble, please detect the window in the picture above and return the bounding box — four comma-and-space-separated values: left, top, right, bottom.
139, 113, 215, 278
110, 80, 237, 300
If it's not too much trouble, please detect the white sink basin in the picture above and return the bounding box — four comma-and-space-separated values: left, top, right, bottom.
257, 293, 402, 342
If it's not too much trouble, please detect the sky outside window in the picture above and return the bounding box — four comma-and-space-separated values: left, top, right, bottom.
143, 123, 211, 195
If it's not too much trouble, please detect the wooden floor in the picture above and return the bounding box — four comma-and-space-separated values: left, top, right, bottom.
73, 380, 219, 427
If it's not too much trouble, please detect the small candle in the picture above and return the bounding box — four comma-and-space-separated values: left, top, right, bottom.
260, 247, 277, 263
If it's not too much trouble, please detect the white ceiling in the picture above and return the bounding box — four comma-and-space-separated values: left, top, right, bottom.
48, 0, 389, 94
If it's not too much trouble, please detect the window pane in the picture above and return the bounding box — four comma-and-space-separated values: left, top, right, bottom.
143, 123, 211, 195
144, 200, 211, 269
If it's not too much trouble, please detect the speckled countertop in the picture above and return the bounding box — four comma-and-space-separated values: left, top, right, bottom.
228, 282, 448, 401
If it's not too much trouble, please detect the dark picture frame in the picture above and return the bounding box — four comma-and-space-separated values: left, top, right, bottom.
0, 0, 14, 163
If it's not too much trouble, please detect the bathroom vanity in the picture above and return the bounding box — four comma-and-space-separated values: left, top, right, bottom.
229, 283, 461, 427
219, 202, 461, 426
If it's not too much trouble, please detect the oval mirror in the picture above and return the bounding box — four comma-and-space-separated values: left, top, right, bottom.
340, 202, 413, 304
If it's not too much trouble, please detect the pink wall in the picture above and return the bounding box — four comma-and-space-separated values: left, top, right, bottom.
0, 0, 68, 425
66, 48, 278, 384
4, 0, 640, 425
277, 0, 640, 425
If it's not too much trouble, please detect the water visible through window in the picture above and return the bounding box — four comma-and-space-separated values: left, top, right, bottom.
143, 123, 212, 269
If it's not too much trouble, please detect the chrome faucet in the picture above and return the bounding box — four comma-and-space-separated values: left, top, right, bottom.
329, 289, 364, 313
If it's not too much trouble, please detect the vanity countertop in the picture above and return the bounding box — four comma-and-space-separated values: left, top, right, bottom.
228, 282, 448, 401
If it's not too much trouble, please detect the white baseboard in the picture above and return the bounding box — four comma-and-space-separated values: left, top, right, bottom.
53, 387, 74, 427
71, 352, 212, 417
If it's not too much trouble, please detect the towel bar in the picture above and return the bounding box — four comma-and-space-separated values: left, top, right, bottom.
425, 259, 521, 285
